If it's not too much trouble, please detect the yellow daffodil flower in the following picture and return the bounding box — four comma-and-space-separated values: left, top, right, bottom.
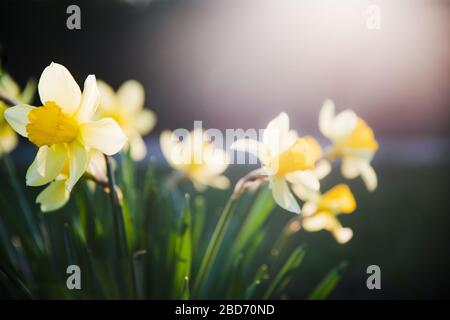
231, 113, 322, 214
97, 80, 156, 160
4, 62, 127, 212
36, 150, 107, 211
294, 183, 356, 244
0, 73, 35, 156
160, 129, 230, 191
319, 100, 379, 191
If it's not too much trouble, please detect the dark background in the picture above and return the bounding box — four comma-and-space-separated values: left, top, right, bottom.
1, 0, 449, 299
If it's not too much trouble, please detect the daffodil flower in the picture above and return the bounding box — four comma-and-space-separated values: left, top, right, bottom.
231, 113, 322, 214
0, 73, 35, 156
294, 183, 356, 244
160, 129, 229, 191
4, 62, 127, 212
97, 80, 156, 160
36, 150, 107, 211
319, 100, 379, 191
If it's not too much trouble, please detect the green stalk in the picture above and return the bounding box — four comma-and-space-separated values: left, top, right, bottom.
0, 151, 43, 253
192, 194, 239, 298
104, 155, 128, 258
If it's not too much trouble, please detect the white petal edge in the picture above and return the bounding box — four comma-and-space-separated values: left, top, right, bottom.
4, 104, 35, 137
117, 80, 145, 115
76, 75, 100, 123
230, 138, 269, 164
38, 62, 81, 115
26, 145, 67, 186
332, 109, 357, 139
36, 180, 70, 212
271, 177, 300, 214
319, 99, 335, 138
360, 162, 377, 191
66, 142, 88, 191
286, 171, 320, 191
80, 118, 128, 155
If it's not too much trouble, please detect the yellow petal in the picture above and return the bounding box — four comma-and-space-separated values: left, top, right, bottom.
80, 118, 127, 155
86, 149, 107, 183
36, 179, 70, 212
38, 62, 81, 115
319, 184, 356, 214
4, 104, 35, 137
76, 75, 99, 123
117, 80, 144, 115
26, 144, 68, 186
271, 176, 300, 214
66, 142, 88, 191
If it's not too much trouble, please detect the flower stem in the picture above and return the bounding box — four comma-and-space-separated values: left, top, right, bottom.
192, 169, 266, 297
192, 194, 239, 298
104, 155, 128, 258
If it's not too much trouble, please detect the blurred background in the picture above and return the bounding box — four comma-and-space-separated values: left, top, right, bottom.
1, 0, 449, 299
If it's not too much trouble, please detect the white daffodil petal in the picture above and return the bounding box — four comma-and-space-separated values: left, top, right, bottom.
76, 75, 99, 123
286, 171, 320, 191
332, 110, 357, 139
292, 183, 320, 203
4, 104, 35, 137
313, 160, 332, 180
36, 180, 70, 212
333, 227, 353, 244
230, 139, 269, 164
271, 177, 300, 214
80, 118, 127, 155
86, 150, 107, 183
129, 132, 147, 161
341, 157, 364, 179
117, 80, 145, 114
301, 201, 318, 217
202, 146, 229, 176
302, 213, 331, 232
263, 112, 292, 155
97, 80, 117, 112
26, 145, 67, 186
135, 109, 156, 135
360, 162, 377, 191
66, 142, 88, 191
160, 130, 183, 168
38, 62, 81, 115
319, 99, 335, 138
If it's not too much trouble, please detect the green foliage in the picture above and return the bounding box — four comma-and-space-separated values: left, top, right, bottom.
0, 152, 345, 299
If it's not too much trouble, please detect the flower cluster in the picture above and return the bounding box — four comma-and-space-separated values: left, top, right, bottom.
2, 62, 378, 243
230, 104, 378, 243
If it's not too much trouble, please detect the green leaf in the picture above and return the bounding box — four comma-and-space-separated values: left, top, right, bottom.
231, 187, 275, 259
171, 194, 192, 298
309, 261, 348, 300
263, 245, 306, 299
